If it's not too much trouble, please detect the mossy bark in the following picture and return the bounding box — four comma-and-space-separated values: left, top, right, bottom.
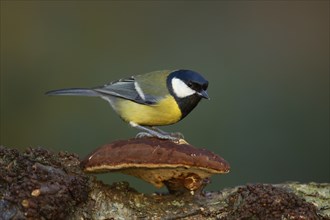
1, 146, 329, 220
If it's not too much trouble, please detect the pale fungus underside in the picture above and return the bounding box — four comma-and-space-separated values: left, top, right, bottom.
1, 146, 324, 219
80, 137, 230, 193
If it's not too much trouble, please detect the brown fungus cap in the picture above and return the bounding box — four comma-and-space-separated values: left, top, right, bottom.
81, 137, 230, 193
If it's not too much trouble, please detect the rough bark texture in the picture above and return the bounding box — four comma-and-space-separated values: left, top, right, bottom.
0, 146, 329, 220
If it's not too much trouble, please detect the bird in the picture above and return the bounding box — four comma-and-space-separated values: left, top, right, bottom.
46, 69, 209, 140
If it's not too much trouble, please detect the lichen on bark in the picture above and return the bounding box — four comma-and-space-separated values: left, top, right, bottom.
0, 146, 329, 220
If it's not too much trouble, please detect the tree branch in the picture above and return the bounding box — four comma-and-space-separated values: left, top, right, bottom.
0, 146, 329, 219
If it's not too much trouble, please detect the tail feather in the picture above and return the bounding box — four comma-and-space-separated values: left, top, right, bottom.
45, 88, 99, 97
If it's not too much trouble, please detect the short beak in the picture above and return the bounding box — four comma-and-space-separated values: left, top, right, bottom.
198, 90, 210, 100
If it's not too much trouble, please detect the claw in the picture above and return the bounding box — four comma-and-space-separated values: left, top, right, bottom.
135, 132, 153, 138
130, 122, 184, 142
169, 132, 184, 139
136, 131, 179, 141
151, 127, 184, 139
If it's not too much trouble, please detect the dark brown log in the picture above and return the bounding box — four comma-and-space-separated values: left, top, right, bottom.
0, 143, 329, 220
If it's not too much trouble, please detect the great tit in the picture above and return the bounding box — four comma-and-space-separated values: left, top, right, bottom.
46, 69, 209, 140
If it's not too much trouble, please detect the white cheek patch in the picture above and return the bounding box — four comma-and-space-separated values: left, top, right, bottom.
134, 81, 146, 100
172, 77, 196, 98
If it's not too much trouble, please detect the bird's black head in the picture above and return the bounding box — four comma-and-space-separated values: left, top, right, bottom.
167, 69, 209, 99
167, 69, 209, 119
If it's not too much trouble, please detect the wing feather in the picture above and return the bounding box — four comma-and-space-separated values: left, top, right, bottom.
93, 76, 157, 105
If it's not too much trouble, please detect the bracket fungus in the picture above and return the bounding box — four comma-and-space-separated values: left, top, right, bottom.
81, 137, 230, 194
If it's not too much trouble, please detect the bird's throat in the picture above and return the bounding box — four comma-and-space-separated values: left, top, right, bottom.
176, 95, 202, 120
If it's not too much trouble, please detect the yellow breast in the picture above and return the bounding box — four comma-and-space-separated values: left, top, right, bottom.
116, 96, 182, 126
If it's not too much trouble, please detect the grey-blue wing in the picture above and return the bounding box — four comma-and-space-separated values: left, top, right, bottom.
93, 77, 158, 105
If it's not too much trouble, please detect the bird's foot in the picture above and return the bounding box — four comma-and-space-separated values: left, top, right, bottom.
151, 127, 185, 139
130, 122, 185, 142
135, 131, 180, 141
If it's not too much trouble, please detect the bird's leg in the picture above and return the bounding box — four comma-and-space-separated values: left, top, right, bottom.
129, 122, 182, 141
151, 126, 184, 139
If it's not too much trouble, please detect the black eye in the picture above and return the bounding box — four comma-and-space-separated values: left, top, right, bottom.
202, 83, 208, 90
187, 82, 193, 88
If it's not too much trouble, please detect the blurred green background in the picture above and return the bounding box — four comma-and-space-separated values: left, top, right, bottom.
1, 1, 329, 193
